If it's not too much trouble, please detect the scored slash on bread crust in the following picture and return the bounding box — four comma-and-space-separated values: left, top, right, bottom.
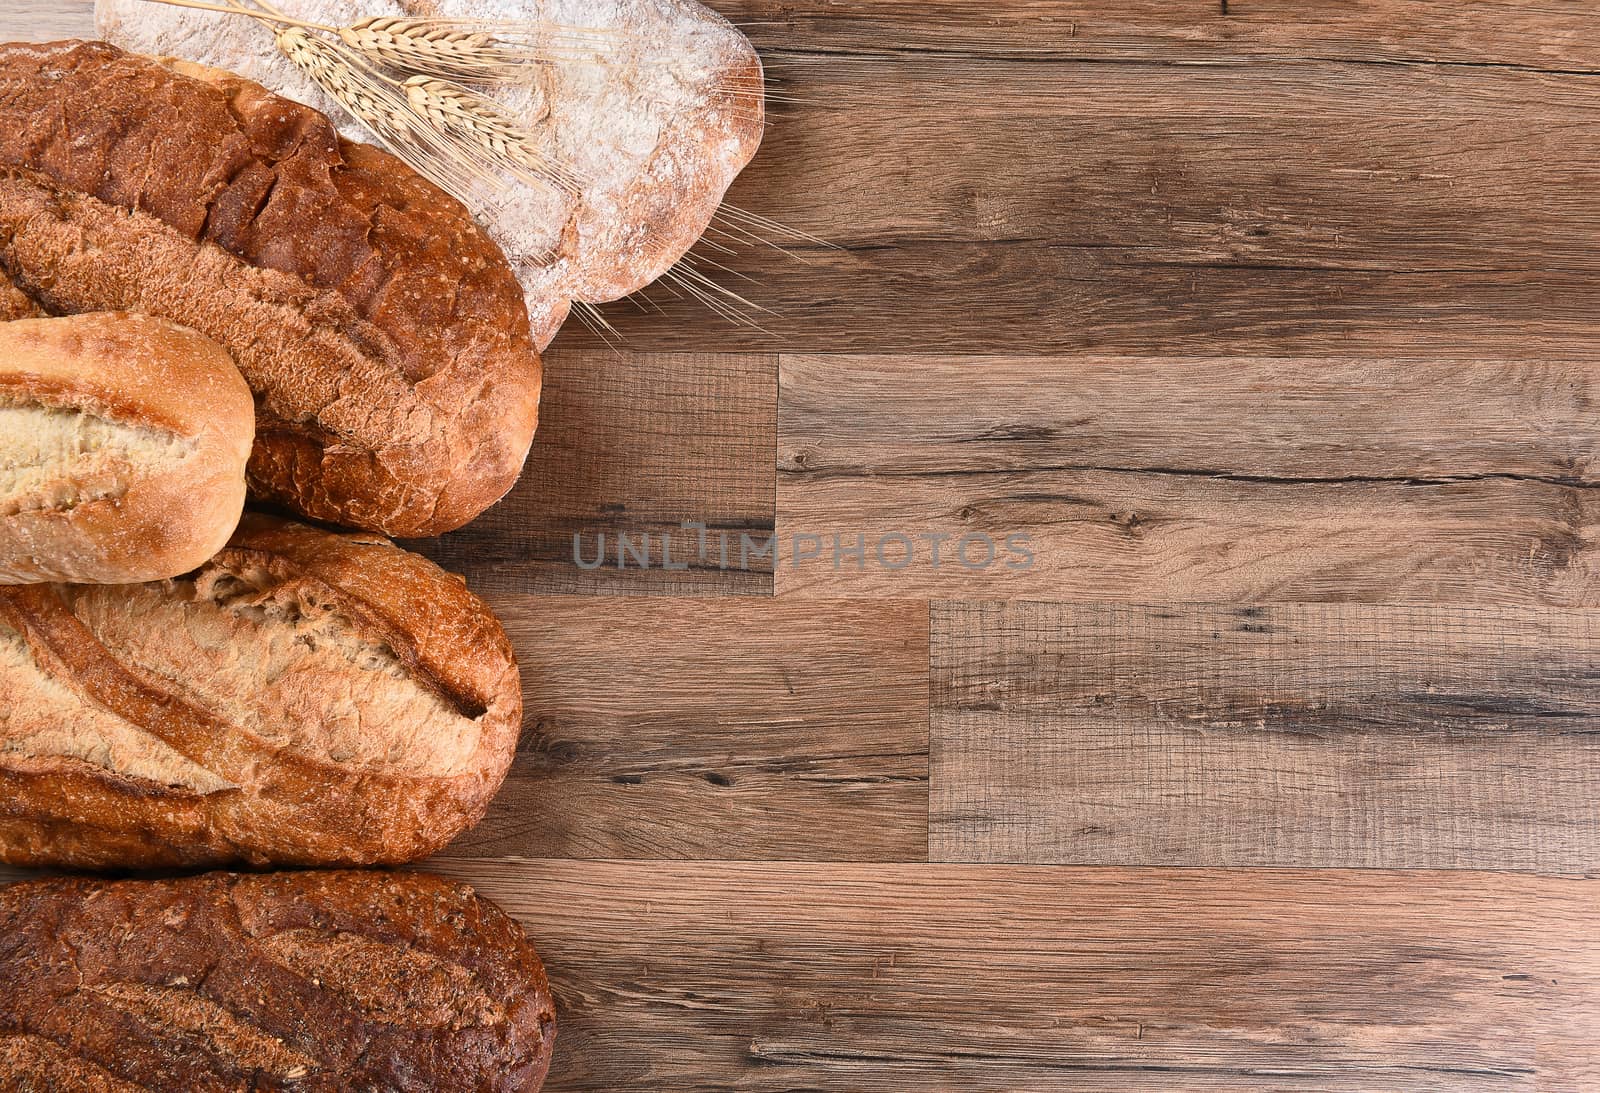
0, 40, 541, 537
0, 513, 523, 870
0, 869, 556, 1092
0, 313, 254, 585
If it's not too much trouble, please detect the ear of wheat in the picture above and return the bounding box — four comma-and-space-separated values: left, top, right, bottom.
142, 0, 617, 81
274, 27, 495, 200
339, 16, 615, 81
137, 0, 590, 203
340, 18, 523, 80
401, 76, 579, 194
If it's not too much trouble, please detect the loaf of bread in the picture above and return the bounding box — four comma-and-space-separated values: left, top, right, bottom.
98, 0, 767, 347
0, 40, 541, 537
0, 313, 252, 585
0, 869, 555, 1092
0, 513, 522, 870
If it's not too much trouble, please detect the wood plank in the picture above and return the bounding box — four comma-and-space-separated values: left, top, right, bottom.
717, 0, 1600, 70
425, 857, 1600, 1091
559, 53, 1600, 354
11, 1, 1597, 73
409, 350, 777, 596
0, 1, 92, 41
733, 60, 1600, 263
776, 353, 1600, 602
931, 601, 1600, 870
449, 596, 929, 861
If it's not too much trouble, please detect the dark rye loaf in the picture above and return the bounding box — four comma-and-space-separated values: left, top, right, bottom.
0, 869, 555, 1092
0, 513, 522, 871
0, 40, 541, 537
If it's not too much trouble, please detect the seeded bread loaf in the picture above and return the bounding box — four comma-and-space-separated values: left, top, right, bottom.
0, 513, 522, 870
0, 40, 541, 537
0, 313, 253, 585
0, 869, 555, 1092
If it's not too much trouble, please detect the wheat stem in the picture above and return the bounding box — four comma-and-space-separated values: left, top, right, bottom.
137, 0, 321, 30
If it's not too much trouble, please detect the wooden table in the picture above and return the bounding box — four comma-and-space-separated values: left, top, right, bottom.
6, 2, 1600, 1088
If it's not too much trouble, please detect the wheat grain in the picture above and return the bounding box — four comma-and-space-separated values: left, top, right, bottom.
271, 28, 579, 198
340, 17, 526, 82
274, 28, 396, 130
273, 28, 487, 200
401, 76, 580, 194
342, 17, 621, 79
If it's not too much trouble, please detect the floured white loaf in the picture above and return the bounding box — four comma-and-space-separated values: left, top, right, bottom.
0, 313, 252, 585
98, 0, 767, 347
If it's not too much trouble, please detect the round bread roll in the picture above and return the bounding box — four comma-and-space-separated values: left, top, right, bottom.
0, 312, 253, 584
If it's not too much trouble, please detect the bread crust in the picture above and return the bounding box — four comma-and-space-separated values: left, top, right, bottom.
0, 513, 522, 870
0, 869, 555, 1092
0, 312, 253, 584
0, 40, 541, 537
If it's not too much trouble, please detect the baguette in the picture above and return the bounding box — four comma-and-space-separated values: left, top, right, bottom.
0, 869, 555, 1092
0, 40, 541, 537
0, 313, 252, 585
0, 513, 522, 870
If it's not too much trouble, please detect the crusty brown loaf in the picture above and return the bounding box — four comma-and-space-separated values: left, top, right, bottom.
0, 869, 555, 1092
0, 513, 522, 870
0, 40, 541, 537
0, 280, 39, 323
0, 312, 253, 585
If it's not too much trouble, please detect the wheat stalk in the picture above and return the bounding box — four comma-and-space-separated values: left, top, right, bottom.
141, 0, 615, 81
401, 76, 580, 194
274, 25, 578, 199
340, 16, 617, 80
135, 0, 588, 201
274, 27, 496, 200
339, 17, 525, 81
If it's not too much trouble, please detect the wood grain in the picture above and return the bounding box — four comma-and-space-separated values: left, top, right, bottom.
426, 857, 1600, 1092
449, 596, 929, 861
409, 350, 777, 596
557, 51, 1600, 354
777, 353, 1600, 601
11, 0, 1600, 68
931, 601, 1600, 870
717, 0, 1600, 70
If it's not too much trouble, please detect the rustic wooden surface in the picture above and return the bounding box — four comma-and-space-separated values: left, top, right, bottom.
932, 602, 1600, 870
5, 2, 1600, 1090
410, 350, 779, 596
779, 354, 1598, 600
456, 596, 930, 862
